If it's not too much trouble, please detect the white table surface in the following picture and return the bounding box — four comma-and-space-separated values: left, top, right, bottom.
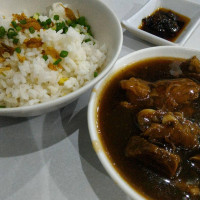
1, 0, 200, 199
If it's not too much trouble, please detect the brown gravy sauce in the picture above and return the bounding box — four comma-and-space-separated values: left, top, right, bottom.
97, 57, 200, 200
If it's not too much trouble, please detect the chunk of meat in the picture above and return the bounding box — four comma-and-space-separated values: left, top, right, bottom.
24, 38, 43, 48
174, 179, 200, 196
120, 77, 151, 108
125, 136, 180, 178
152, 78, 200, 111
181, 56, 200, 74
0, 43, 14, 56
120, 101, 136, 109
188, 56, 200, 73
121, 77, 151, 99
120, 77, 200, 113
138, 110, 200, 149
190, 154, 200, 168
137, 109, 165, 131
178, 56, 200, 82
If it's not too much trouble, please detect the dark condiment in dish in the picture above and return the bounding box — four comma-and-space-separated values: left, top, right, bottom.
139, 8, 190, 42
97, 57, 200, 200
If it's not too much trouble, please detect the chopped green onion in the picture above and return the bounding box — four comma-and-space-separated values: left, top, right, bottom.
77, 16, 86, 26
56, 22, 65, 32
19, 19, 27, 24
62, 27, 68, 34
40, 21, 49, 29
66, 19, 72, 26
84, 38, 91, 43
0, 26, 6, 38
7, 32, 17, 39
85, 24, 91, 31
15, 47, 21, 53
16, 26, 22, 32
70, 22, 77, 28
11, 21, 17, 28
7, 28, 17, 39
43, 25, 49, 29
88, 30, 93, 36
54, 15, 59, 20
94, 71, 98, 77
53, 58, 62, 65
42, 55, 48, 61
46, 18, 52, 25
41, 21, 47, 26
8, 28, 15, 32
29, 26, 35, 34
33, 13, 40, 20
13, 38, 19, 44
0, 105, 6, 108
60, 50, 68, 58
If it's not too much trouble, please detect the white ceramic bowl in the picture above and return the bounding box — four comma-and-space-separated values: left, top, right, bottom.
88, 46, 200, 200
0, 0, 122, 117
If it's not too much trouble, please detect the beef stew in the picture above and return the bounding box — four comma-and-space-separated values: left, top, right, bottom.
97, 56, 200, 200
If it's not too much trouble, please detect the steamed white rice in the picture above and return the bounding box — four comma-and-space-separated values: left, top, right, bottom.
0, 2, 107, 107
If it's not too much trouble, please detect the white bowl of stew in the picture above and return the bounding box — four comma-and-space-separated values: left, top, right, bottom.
88, 46, 200, 200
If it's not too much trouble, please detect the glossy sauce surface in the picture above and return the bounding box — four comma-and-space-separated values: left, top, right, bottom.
97, 57, 200, 200
139, 8, 190, 42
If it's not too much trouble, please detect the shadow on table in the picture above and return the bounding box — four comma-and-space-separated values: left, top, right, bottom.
123, 30, 153, 51
0, 100, 77, 157
77, 107, 127, 200
48, 106, 127, 200
0, 101, 78, 200
0, 114, 40, 158
41, 100, 78, 148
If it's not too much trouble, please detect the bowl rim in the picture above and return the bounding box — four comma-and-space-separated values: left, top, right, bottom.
87, 46, 200, 200
0, 0, 123, 116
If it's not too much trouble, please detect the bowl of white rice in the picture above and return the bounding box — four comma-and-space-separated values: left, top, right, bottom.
0, 0, 122, 116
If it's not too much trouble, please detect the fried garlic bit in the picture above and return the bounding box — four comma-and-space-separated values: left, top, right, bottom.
0, 43, 14, 57
0, 65, 11, 74
44, 46, 60, 59
24, 38, 43, 48
48, 63, 63, 71
60, 4, 78, 20
12, 13, 27, 21
17, 53, 25, 63
12, 13, 41, 31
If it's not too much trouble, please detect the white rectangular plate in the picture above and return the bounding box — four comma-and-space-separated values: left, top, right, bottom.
122, 0, 200, 46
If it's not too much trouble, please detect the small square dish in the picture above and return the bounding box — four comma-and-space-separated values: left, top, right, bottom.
121, 0, 200, 46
